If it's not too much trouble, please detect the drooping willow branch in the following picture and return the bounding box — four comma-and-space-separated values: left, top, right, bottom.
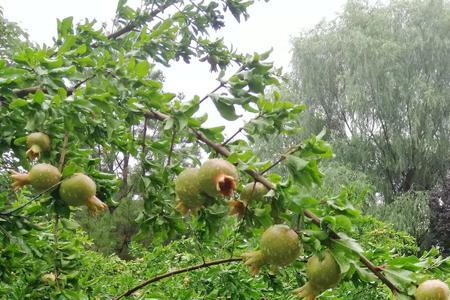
114, 257, 242, 300
143, 108, 400, 295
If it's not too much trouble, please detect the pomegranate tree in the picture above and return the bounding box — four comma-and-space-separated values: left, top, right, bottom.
175, 168, 204, 215
59, 173, 107, 215
26, 132, 50, 160
198, 158, 238, 197
11, 163, 61, 192
242, 224, 301, 275
415, 279, 450, 300
293, 250, 341, 299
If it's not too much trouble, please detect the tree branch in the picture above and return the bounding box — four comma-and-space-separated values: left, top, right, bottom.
143, 108, 400, 295
114, 257, 242, 299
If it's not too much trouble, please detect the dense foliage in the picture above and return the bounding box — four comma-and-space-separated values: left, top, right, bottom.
1, 0, 449, 299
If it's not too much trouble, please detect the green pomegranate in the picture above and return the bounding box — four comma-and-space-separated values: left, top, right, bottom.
26, 132, 50, 160
293, 250, 341, 299
175, 168, 204, 215
59, 173, 107, 215
229, 182, 268, 216
415, 279, 450, 300
242, 224, 301, 275
198, 158, 238, 197
11, 163, 61, 192
241, 182, 268, 203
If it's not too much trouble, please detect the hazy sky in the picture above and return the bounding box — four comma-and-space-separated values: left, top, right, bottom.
1, 0, 346, 133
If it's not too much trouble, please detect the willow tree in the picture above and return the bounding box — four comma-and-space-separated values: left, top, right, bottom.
291, 0, 450, 201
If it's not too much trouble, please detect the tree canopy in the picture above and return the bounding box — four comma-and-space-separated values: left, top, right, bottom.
291, 0, 450, 201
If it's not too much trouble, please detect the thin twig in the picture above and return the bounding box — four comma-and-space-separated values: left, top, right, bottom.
222, 114, 263, 146
197, 64, 247, 105
71, 75, 95, 91
58, 133, 69, 172
198, 82, 225, 105
260, 144, 303, 175
114, 257, 242, 299
222, 128, 243, 146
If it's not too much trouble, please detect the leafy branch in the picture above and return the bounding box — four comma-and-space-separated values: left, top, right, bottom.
143, 108, 400, 295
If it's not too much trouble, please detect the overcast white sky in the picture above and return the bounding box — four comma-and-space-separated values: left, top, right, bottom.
1, 0, 346, 133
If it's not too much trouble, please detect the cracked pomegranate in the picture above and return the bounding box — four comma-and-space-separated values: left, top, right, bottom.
293, 250, 341, 299
415, 279, 450, 300
175, 168, 204, 215
198, 158, 238, 197
11, 163, 61, 192
26, 132, 50, 160
242, 224, 301, 275
59, 173, 107, 215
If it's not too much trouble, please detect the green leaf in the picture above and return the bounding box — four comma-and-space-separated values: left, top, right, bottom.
61, 218, 80, 230
57, 17, 74, 38
33, 90, 45, 104
136, 60, 150, 78
354, 263, 378, 282
212, 97, 240, 121
333, 233, 364, 254
383, 267, 415, 291
13, 136, 27, 146
62, 162, 84, 177
9, 98, 28, 109
286, 156, 308, 171
335, 215, 352, 232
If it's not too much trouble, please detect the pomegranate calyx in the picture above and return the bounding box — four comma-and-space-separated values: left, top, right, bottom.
85, 195, 108, 215
10, 170, 31, 190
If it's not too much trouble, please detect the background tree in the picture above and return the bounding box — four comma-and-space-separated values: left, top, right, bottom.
290, 0, 450, 202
